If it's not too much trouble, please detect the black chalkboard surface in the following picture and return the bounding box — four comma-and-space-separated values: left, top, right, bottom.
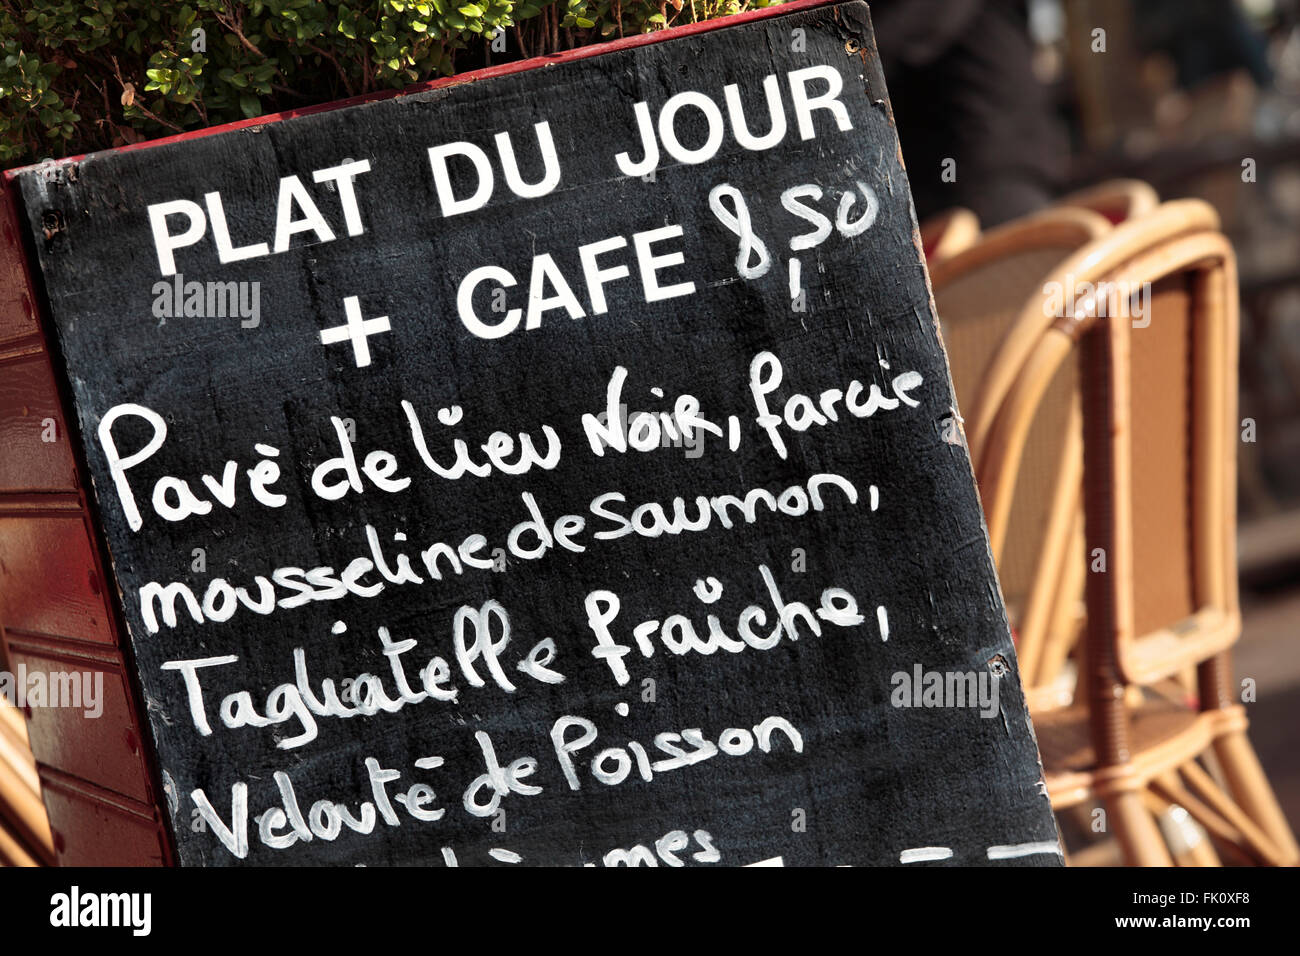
14, 0, 1061, 866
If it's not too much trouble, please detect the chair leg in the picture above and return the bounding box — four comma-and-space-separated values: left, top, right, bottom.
1155, 766, 1284, 866
1183, 821, 1222, 867
1145, 782, 1220, 866
1212, 728, 1300, 865
1106, 788, 1174, 866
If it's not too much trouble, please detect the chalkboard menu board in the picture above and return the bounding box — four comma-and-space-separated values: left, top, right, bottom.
13, 0, 1061, 866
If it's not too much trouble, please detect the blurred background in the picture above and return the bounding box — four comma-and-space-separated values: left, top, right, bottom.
878, 0, 1300, 863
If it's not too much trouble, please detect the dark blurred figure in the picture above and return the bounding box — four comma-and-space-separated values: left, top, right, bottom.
1133, 0, 1273, 90
872, 0, 1068, 226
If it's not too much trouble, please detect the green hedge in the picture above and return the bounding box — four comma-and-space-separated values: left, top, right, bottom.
1, 0, 776, 165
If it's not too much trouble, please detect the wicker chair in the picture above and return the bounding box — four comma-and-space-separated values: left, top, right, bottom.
978, 205, 1299, 866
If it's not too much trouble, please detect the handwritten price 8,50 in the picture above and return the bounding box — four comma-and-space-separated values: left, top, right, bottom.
708, 180, 879, 298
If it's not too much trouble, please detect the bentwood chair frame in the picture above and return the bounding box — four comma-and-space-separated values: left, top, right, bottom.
973, 203, 1221, 696
965, 203, 1230, 711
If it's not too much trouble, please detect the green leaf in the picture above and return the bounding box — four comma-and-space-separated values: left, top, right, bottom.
239, 93, 261, 118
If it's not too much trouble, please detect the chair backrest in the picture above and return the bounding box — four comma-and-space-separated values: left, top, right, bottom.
984, 226, 1239, 694
929, 207, 1110, 452
919, 207, 980, 265
975, 200, 1233, 699
978, 326, 1085, 694
969, 201, 1222, 466
1056, 179, 1159, 225
1088, 232, 1241, 687
927, 209, 1110, 639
